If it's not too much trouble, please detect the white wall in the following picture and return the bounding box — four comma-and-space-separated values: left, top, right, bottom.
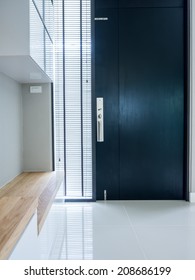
0, 73, 23, 188
22, 84, 53, 172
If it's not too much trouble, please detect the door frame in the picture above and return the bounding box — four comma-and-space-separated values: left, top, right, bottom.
184, 0, 190, 201
92, 0, 191, 201
91, 0, 96, 201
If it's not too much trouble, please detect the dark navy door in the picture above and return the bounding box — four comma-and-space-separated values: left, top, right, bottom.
95, 0, 185, 200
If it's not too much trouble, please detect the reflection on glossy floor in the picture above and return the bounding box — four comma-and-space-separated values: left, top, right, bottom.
39, 201, 195, 260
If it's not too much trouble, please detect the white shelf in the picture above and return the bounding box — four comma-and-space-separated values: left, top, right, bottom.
0, 55, 52, 83
0, 0, 53, 84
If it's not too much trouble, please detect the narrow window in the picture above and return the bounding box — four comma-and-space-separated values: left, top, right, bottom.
54, 0, 93, 200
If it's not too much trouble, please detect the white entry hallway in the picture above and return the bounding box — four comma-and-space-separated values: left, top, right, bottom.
39, 200, 195, 260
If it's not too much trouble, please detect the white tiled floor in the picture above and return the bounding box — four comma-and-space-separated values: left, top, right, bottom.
41, 201, 195, 260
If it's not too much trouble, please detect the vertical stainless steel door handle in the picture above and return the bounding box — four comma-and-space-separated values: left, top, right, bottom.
97, 98, 104, 142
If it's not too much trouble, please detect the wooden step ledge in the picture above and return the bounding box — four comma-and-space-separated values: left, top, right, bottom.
0, 171, 64, 259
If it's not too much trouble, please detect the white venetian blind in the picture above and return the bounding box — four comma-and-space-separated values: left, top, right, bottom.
82, 0, 92, 198
64, 0, 82, 197
54, 0, 92, 199
54, 0, 65, 171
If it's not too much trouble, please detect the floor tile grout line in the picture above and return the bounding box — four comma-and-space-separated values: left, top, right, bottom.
133, 225, 195, 228
122, 204, 148, 260
120, 201, 195, 228
40, 201, 195, 260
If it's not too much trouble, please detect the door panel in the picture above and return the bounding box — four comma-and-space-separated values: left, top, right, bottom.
95, 9, 119, 200
95, 0, 118, 9
119, 0, 184, 8
119, 8, 184, 199
95, 4, 185, 200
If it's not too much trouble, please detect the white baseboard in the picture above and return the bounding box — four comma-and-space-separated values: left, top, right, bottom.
189, 193, 195, 203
